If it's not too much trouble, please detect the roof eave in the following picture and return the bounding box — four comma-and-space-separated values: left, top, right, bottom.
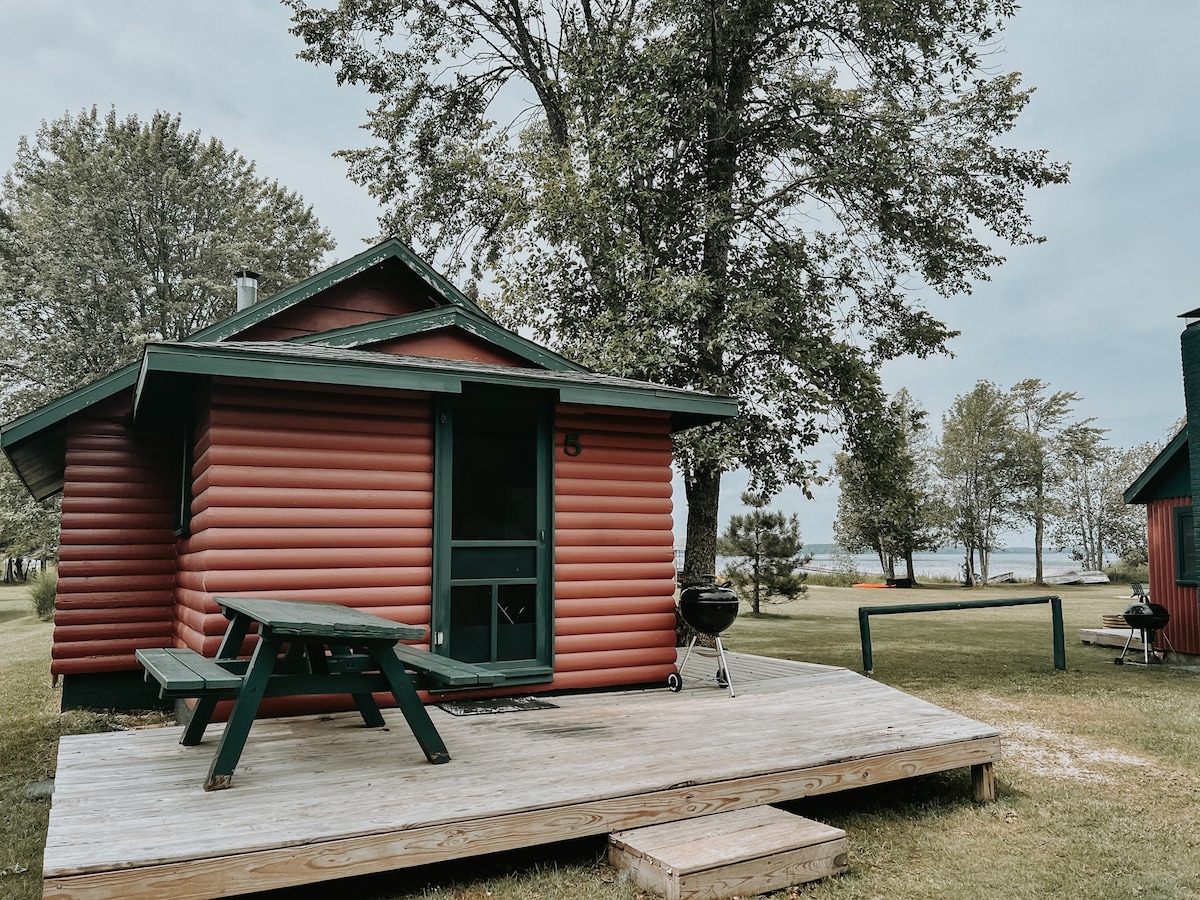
1124, 425, 1189, 504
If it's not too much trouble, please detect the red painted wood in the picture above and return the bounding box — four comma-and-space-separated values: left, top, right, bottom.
556, 596, 678, 618
556, 477, 672, 499
556, 544, 678, 565
203, 424, 431, 456
52, 656, 143, 675
174, 566, 432, 593
555, 613, 678, 635
176, 547, 432, 572
370, 331, 531, 366
184, 527, 434, 551
554, 562, 678, 582
188, 506, 432, 530
555, 630, 677, 653
58, 558, 177, 578
53, 622, 174, 643
1145, 497, 1200, 654
554, 647, 679, 672
555, 494, 673, 514
54, 606, 174, 626
193, 485, 433, 510
194, 466, 432, 493
556, 529, 675, 547
53, 591, 174, 609
555, 512, 675, 531
200, 444, 431, 472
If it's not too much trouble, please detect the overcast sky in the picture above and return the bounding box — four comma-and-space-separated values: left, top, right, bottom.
2, 1, 1197, 546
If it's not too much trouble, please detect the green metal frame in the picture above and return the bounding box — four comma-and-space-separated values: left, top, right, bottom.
857, 595, 1067, 674
432, 391, 555, 684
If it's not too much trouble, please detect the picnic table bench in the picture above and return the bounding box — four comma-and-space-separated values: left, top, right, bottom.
137, 597, 505, 791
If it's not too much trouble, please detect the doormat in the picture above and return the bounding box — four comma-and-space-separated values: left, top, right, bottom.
437, 697, 559, 716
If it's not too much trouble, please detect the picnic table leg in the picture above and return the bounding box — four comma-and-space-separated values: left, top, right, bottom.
204, 635, 281, 791
323, 644, 386, 728
182, 614, 255, 746
374, 646, 451, 764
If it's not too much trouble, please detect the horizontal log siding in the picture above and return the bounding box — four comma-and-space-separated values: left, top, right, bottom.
1146, 497, 1200, 654
552, 406, 678, 690
175, 383, 436, 659
53, 401, 178, 676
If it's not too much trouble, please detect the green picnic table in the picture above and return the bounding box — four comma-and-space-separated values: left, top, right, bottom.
137, 597, 492, 791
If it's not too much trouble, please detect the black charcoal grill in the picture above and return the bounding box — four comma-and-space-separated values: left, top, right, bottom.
1115, 601, 1175, 665
668, 577, 740, 697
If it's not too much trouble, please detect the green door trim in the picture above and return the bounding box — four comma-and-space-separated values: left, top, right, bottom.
431, 390, 554, 686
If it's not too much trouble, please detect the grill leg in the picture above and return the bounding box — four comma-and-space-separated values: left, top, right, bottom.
679, 635, 699, 673
714, 636, 735, 698
1116, 628, 1136, 663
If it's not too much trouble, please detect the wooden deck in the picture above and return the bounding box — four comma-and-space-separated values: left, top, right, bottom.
42, 651, 1000, 899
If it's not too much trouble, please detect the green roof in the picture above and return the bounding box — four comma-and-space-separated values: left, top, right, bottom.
1124, 425, 1190, 504
134, 342, 736, 427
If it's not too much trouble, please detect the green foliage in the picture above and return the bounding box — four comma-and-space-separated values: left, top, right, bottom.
933, 381, 1026, 584
286, 0, 1068, 577
0, 457, 59, 568
1049, 432, 1159, 570
717, 492, 809, 613
28, 565, 56, 621
0, 107, 335, 411
835, 388, 939, 580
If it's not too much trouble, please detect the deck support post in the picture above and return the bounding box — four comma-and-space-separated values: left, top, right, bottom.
971, 762, 995, 802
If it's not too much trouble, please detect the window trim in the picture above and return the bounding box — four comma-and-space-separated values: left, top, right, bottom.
1174, 504, 1196, 586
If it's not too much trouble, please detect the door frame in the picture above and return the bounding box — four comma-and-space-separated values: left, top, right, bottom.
430, 389, 555, 685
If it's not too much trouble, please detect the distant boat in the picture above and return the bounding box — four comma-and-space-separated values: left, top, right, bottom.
1044, 569, 1110, 585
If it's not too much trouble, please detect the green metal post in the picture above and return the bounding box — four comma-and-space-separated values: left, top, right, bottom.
1050, 595, 1066, 671
858, 607, 874, 674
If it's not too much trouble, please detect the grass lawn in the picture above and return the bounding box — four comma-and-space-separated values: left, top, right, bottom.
3, 581, 1199, 900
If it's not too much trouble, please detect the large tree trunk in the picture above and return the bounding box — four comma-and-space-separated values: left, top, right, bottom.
683, 461, 722, 586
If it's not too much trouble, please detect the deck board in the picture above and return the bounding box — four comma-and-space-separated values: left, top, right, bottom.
43, 652, 1000, 899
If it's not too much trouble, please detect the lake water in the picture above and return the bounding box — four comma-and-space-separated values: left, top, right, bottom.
801, 548, 1089, 582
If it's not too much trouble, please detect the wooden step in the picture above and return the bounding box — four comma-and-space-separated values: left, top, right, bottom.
608, 806, 848, 900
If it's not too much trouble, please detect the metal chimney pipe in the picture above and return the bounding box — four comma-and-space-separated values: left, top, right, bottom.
234, 270, 260, 311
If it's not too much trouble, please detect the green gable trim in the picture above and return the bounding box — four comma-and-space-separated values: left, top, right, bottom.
188, 238, 486, 344
1, 365, 140, 500
1, 365, 138, 449
290, 307, 588, 373
134, 342, 736, 429
1125, 425, 1189, 504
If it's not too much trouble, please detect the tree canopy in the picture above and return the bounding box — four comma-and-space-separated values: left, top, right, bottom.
287, 0, 1069, 576
834, 388, 939, 581
0, 107, 334, 412
0, 107, 335, 566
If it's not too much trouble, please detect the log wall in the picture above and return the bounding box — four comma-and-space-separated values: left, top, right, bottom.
175, 383, 436, 657
1145, 497, 1200, 655
551, 405, 678, 690
54, 395, 178, 676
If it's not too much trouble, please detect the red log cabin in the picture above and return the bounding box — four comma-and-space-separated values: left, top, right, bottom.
1, 240, 736, 710
1123, 305, 1200, 658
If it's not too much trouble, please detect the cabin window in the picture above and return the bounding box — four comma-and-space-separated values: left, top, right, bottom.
1175, 505, 1196, 585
